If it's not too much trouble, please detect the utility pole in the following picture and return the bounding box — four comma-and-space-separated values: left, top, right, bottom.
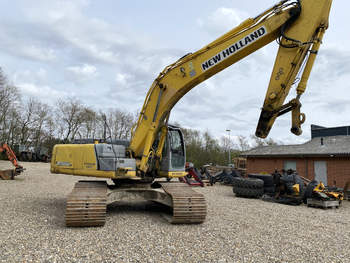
226, 129, 231, 165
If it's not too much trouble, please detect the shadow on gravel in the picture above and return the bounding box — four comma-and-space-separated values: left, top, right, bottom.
224, 193, 235, 198
107, 201, 172, 222
20, 196, 66, 228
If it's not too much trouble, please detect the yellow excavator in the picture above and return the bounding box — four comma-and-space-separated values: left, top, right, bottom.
51, 0, 333, 226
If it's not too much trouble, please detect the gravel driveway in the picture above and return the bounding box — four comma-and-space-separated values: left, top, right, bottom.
1, 160, 349, 262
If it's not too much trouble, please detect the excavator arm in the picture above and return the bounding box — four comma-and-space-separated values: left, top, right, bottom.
256, 0, 331, 137
129, 0, 332, 173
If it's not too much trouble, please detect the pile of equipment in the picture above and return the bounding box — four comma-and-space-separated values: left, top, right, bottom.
305, 181, 343, 208
232, 169, 343, 208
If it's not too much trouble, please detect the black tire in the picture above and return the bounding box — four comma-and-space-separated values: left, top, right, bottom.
232, 177, 264, 189
276, 196, 303, 206
232, 177, 243, 187
231, 169, 241, 177
233, 186, 263, 198
280, 174, 295, 184
248, 174, 274, 187
223, 174, 235, 185
303, 180, 319, 203
264, 185, 276, 194
203, 170, 211, 180
213, 171, 225, 182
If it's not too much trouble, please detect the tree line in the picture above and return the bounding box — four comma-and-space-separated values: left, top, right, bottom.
0, 67, 279, 165
181, 126, 278, 167
0, 67, 135, 154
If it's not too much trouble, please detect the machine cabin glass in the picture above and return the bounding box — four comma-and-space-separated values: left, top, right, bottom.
168, 128, 185, 170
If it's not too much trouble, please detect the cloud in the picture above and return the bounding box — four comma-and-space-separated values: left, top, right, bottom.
66, 64, 98, 83
0, 0, 183, 107
16, 82, 72, 103
0, 24, 58, 62
0, 0, 130, 66
197, 7, 249, 36
13, 68, 47, 84
1, 0, 349, 147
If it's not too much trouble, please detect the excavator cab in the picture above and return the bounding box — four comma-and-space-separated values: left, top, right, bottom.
159, 125, 186, 177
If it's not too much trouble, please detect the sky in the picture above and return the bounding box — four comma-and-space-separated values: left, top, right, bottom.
0, 0, 349, 146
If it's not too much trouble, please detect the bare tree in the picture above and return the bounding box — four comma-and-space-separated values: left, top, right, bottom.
237, 135, 250, 151
104, 109, 135, 140
3, 108, 19, 145
0, 68, 20, 143
17, 98, 38, 145
56, 98, 86, 142
250, 135, 279, 148
78, 107, 99, 139
31, 100, 52, 148
0, 67, 6, 88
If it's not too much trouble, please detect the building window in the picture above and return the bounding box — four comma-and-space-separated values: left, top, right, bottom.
284, 160, 296, 171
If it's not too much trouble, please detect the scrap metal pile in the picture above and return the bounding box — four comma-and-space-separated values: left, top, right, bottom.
177, 163, 242, 187
232, 169, 344, 207
201, 164, 242, 185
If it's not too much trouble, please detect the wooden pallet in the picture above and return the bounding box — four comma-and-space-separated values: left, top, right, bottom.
307, 198, 340, 209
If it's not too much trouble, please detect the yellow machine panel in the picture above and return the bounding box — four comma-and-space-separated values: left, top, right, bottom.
51, 144, 136, 179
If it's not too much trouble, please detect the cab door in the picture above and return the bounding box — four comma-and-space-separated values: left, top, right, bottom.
160, 126, 186, 173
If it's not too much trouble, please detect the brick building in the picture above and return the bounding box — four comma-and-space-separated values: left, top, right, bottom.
242, 125, 350, 187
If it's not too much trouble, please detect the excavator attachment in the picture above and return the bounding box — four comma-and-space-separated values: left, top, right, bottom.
256, 0, 332, 138
0, 168, 24, 180
0, 169, 16, 180
0, 143, 25, 180
65, 180, 206, 227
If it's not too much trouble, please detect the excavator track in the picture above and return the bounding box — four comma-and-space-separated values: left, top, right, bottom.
160, 182, 206, 224
65, 181, 108, 227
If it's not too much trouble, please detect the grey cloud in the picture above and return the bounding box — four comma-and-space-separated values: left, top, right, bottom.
1, 0, 349, 145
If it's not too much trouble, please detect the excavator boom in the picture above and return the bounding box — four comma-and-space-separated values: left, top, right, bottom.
129, 0, 332, 172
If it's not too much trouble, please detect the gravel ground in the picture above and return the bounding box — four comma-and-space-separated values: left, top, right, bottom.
1, 160, 350, 263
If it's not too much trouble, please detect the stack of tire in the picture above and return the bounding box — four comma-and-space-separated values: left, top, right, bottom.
248, 174, 276, 196
303, 180, 319, 203
232, 177, 264, 198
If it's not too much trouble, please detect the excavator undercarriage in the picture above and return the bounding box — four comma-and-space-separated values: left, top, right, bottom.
65, 180, 206, 227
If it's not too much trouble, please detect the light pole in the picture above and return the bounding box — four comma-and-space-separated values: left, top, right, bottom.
226, 129, 231, 165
